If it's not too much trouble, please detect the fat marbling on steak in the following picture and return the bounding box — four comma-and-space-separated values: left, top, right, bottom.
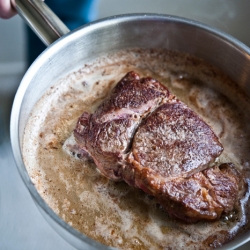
74, 71, 241, 222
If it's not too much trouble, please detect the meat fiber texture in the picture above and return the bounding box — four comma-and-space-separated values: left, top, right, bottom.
74, 71, 241, 222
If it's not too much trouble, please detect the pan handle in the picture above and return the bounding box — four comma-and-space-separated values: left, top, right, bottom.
13, 0, 70, 46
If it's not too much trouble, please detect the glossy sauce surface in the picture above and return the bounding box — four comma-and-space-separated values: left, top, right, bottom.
22, 49, 250, 249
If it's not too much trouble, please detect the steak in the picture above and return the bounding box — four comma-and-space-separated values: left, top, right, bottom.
74, 71, 241, 222
128, 101, 223, 179
122, 162, 241, 222
74, 71, 171, 181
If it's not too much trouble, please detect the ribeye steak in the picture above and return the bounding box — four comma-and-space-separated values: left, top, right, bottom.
74, 71, 241, 222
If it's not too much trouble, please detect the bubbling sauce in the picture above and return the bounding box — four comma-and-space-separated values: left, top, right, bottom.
22, 49, 250, 249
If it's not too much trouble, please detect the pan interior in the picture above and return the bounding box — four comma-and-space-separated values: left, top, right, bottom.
22, 48, 250, 249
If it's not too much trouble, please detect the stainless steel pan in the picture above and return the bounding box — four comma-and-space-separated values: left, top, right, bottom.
10, 0, 250, 249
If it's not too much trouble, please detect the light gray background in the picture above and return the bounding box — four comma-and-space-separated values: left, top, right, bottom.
0, 0, 250, 249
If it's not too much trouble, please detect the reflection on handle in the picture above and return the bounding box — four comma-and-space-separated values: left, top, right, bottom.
15, 0, 70, 46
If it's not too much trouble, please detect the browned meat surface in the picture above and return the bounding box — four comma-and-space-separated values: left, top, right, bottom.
130, 101, 223, 179
74, 71, 241, 222
122, 162, 241, 222
74, 71, 170, 181
203, 163, 241, 213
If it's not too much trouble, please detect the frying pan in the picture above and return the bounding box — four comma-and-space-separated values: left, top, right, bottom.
10, 0, 250, 249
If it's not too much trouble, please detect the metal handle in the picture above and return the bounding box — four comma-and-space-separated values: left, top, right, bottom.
14, 0, 70, 46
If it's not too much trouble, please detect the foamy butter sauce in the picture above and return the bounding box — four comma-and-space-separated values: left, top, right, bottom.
23, 49, 250, 249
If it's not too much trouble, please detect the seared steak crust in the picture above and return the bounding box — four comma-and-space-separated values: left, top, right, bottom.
122, 163, 241, 222
130, 102, 223, 179
74, 71, 170, 181
203, 163, 241, 213
74, 71, 241, 222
